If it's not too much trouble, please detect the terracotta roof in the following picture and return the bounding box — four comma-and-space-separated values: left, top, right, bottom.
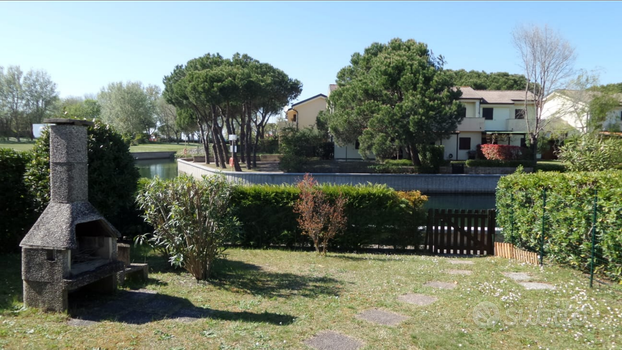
458, 87, 535, 104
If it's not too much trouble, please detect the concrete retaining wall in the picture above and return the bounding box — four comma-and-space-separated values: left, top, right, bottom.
131, 152, 176, 160
178, 159, 502, 194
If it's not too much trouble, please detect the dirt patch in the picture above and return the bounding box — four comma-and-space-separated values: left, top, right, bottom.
503, 272, 532, 281
448, 259, 475, 265
519, 282, 555, 290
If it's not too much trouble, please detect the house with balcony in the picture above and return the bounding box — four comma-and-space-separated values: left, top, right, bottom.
436, 87, 536, 160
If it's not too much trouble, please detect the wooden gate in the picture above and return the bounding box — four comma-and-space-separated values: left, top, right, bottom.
426, 209, 495, 255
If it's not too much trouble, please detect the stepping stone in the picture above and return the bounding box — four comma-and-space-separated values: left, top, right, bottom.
355, 309, 409, 326
397, 293, 438, 306
446, 269, 472, 275
519, 282, 555, 290
304, 331, 363, 350
67, 318, 98, 327
503, 272, 531, 281
424, 281, 457, 290
448, 260, 474, 265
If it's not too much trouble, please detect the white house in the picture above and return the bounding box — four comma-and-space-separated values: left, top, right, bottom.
541, 90, 622, 135
282, 86, 537, 161
436, 87, 536, 160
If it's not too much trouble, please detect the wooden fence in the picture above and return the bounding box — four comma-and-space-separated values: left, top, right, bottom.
494, 242, 539, 265
426, 209, 495, 256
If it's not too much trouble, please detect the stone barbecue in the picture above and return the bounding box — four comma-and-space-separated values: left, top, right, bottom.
20, 119, 125, 312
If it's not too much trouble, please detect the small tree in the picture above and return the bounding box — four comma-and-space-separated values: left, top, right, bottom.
136, 174, 239, 280
293, 174, 347, 256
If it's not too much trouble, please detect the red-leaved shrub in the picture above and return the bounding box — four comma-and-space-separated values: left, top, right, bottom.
480, 144, 523, 160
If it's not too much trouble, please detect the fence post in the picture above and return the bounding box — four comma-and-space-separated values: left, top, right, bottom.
590, 190, 598, 288
540, 188, 546, 266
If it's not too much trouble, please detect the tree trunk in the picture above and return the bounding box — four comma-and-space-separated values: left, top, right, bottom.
409, 144, 422, 166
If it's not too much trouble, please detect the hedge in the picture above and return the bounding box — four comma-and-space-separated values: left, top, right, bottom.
497, 170, 622, 281
231, 183, 428, 250
0, 149, 35, 253
480, 144, 524, 160
466, 159, 535, 168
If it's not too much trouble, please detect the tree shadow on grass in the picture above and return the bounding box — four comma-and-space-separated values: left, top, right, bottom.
0, 254, 23, 312
210, 259, 344, 298
68, 289, 295, 326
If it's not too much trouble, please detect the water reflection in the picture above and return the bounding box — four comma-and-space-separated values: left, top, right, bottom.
135, 159, 178, 180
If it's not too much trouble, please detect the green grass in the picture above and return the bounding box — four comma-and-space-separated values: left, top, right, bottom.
1, 248, 620, 349
129, 142, 202, 155
0, 140, 35, 152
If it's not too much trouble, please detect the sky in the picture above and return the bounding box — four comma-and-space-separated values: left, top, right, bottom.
2, 1, 622, 106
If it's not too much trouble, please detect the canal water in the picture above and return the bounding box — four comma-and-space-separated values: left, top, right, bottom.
135, 159, 497, 209
135, 159, 178, 180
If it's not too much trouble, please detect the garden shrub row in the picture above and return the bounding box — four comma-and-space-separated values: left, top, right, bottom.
465, 159, 535, 168
497, 170, 622, 281
231, 183, 428, 250
480, 144, 524, 160
0, 149, 35, 253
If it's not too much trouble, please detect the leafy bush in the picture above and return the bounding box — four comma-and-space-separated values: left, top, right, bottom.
465, 159, 535, 168
230, 183, 428, 250
257, 137, 279, 154
534, 162, 566, 173
418, 145, 447, 172
556, 135, 622, 172
480, 144, 524, 160
278, 126, 326, 172
294, 174, 347, 255
24, 119, 142, 235
0, 149, 35, 253
497, 171, 622, 281
136, 174, 239, 280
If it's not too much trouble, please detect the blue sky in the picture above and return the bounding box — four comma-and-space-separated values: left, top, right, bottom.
2, 2, 621, 104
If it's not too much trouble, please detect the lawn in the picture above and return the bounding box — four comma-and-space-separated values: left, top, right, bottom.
0, 140, 36, 152
1, 248, 620, 349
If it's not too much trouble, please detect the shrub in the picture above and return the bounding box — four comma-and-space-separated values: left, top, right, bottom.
257, 137, 279, 154
534, 162, 566, 173
465, 159, 535, 168
278, 126, 326, 172
136, 174, 239, 280
0, 149, 35, 253
24, 119, 142, 236
230, 183, 427, 250
480, 144, 524, 160
497, 171, 622, 281
294, 174, 347, 255
556, 135, 622, 172
418, 145, 446, 172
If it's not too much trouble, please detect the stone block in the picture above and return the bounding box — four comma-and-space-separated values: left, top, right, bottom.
50, 162, 88, 202
50, 125, 87, 163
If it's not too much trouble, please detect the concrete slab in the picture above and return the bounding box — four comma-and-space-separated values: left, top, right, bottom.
67, 318, 98, 327
519, 282, 555, 290
355, 309, 409, 326
503, 272, 532, 281
304, 331, 363, 350
424, 281, 457, 290
397, 293, 438, 306
446, 269, 472, 275
448, 259, 475, 265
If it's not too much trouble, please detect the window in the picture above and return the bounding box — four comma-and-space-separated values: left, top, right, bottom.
520, 138, 527, 148
459, 137, 471, 150
355, 140, 360, 150
483, 108, 493, 120
291, 114, 297, 122
515, 109, 525, 119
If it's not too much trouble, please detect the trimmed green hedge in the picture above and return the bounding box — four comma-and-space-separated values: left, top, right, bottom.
466, 159, 536, 168
497, 170, 622, 281
231, 183, 427, 250
0, 149, 35, 253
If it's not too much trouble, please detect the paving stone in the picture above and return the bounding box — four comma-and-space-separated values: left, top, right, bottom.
397, 293, 438, 306
446, 269, 472, 275
503, 272, 532, 281
424, 281, 457, 290
67, 318, 99, 327
304, 331, 363, 350
519, 282, 555, 290
448, 259, 474, 265
355, 308, 409, 326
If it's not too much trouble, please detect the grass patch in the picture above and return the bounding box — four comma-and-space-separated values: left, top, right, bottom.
1, 248, 621, 349
129, 142, 202, 155
0, 140, 35, 152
